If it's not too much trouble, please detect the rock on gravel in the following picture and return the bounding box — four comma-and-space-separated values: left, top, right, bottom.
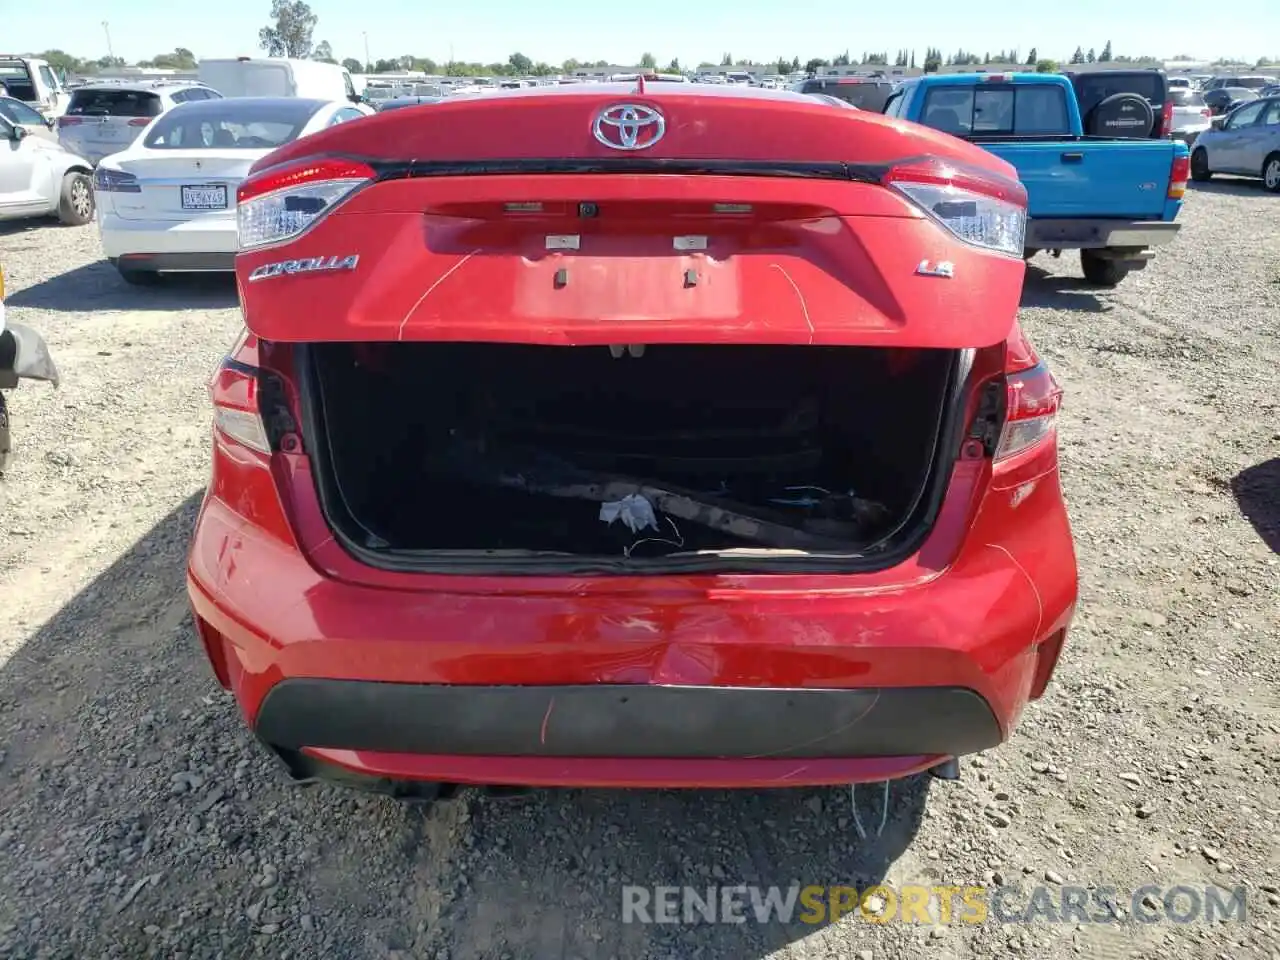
2, 180, 1280, 959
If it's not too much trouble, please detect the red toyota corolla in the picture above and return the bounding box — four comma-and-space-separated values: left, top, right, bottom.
186, 83, 1077, 796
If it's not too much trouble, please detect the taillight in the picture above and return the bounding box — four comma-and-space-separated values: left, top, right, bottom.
128, 117, 151, 127
57, 115, 84, 127
996, 362, 1062, 460
236, 156, 375, 250
883, 157, 1027, 257
1200, 108, 1212, 119
1160, 101, 1173, 137
1168, 154, 1190, 199
210, 356, 270, 454
93, 166, 141, 193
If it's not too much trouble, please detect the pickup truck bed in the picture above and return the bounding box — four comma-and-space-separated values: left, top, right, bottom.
885, 73, 1189, 287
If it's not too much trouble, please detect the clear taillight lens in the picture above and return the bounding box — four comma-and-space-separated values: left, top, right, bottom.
884, 157, 1027, 257
236, 158, 374, 250
997, 362, 1062, 460
210, 358, 270, 454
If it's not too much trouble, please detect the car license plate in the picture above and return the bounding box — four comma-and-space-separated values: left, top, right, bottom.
182, 185, 227, 210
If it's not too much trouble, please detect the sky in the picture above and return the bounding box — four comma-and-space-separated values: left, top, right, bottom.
8, 0, 1279, 68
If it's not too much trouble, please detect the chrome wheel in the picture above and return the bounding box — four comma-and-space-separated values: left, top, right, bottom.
1265, 158, 1280, 192
71, 177, 92, 218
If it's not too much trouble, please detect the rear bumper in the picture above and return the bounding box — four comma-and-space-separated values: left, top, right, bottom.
97, 212, 237, 268
254, 680, 1002, 759
186, 443, 1078, 788
1026, 219, 1180, 250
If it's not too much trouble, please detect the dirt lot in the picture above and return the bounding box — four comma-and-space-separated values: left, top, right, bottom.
1, 181, 1278, 960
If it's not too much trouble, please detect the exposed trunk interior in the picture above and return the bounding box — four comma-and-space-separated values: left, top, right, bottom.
299, 343, 962, 569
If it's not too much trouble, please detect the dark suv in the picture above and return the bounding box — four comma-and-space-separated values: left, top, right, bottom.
790, 76, 896, 112
1067, 69, 1171, 139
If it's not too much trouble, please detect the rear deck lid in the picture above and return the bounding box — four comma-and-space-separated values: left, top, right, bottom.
235, 85, 1030, 348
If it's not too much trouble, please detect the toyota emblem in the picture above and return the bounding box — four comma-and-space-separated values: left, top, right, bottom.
593, 103, 665, 151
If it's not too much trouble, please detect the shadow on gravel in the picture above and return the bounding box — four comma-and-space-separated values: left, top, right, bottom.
1232, 457, 1280, 554
5, 261, 238, 312
427, 776, 932, 958
1021, 265, 1107, 313
1188, 179, 1277, 198
0, 490, 930, 959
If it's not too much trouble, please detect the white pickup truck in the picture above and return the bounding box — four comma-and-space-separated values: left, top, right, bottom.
0, 56, 69, 119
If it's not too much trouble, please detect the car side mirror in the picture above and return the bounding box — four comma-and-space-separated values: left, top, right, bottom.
10, 124, 28, 141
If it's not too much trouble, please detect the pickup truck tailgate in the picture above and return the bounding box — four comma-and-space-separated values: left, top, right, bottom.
980, 140, 1174, 219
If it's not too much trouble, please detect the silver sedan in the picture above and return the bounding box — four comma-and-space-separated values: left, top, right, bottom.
1189, 96, 1280, 192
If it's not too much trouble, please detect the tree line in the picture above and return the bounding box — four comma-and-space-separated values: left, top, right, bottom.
18, 0, 1276, 80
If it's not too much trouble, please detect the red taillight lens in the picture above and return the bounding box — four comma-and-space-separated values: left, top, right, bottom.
210, 355, 270, 454
883, 157, 1027, 257
1168, 154, 1190, 199
1160, 100, 1174, 137
236, 156, 375, 250
1200, 108, 1212, 119
128, 117, 151, 127
996, 362, 1062, 460
57, 115, 84, 127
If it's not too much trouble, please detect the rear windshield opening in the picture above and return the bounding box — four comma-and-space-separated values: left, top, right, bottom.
143, 102, 319, 149
921, 84, 1069, 136
1170, 89, 1206, 107
67, 89, 162, 118
1073, 75, 1163, 112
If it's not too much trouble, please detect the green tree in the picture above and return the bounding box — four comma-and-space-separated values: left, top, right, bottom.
38, 49, 83, 74
804, 57, 828, 74
341, 57, 362, 73
720, 52, 733, 66
508, 52, 532, 74
791, 56, 801, 71
1069, 46, 1085, 64
667, 57, 681, 73
312, 40, 335, 64
1086, 47, 1096, 62
639, 52, 656, 69
1026, 47, 1037, 65
149, 47, 198, 69
1036, 59, 1059, 73
1099, 41, 1112, 62
259, 0, 317, 58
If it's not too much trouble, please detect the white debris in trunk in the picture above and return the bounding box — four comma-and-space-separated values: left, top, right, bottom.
599, 493, 658, 534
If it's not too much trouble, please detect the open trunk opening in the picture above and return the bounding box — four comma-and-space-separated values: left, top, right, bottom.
298, 342, 966, 571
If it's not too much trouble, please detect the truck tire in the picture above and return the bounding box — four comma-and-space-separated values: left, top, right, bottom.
1084, 93, 1155, 139
1080, 250, 1128, 287
1190, 148, 1212, 182
57, 171, 95, 226
0, 392, 11, 476
1263, 153, 1280, 193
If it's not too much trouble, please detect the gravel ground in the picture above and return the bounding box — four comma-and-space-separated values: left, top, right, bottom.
0, 179, 1278, 960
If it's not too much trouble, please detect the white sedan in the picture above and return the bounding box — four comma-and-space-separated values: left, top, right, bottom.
93, 97, 371, 285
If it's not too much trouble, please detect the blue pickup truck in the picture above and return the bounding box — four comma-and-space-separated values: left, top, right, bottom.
884, 73, 1190, 287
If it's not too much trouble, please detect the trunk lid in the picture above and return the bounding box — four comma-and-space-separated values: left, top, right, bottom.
236, 86, 1028, 349
980, 140, 1176, 219
109, 152, 264, 222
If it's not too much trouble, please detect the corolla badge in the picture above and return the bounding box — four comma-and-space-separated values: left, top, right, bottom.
593, 103, 666, 151
247, 254, 359, 282
915, 259, 955, 278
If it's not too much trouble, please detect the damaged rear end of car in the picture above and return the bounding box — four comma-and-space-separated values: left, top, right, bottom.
188, 85, 1078, 792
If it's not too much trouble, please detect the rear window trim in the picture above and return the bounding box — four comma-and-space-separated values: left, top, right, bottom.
920, 83, 1071, 138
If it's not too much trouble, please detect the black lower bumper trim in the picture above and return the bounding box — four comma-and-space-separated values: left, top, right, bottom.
254, 681, 1002, 759
113, 252, 235, 272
